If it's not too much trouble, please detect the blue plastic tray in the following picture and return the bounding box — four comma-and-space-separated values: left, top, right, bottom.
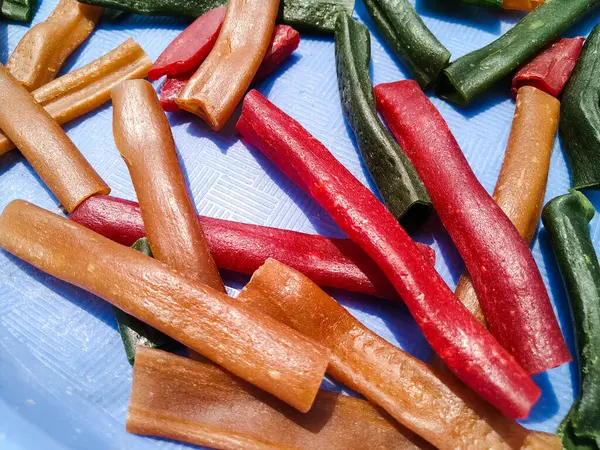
2, 1, 600, 448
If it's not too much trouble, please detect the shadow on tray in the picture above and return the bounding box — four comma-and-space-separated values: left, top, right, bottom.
0, 148, 21, 177
415, 0, 522, 35
512, 229, 580, 425
564, 8, 600, 38
3, 251, 120, 332
412, 212, 465, 286
0, 151, 59, 211
538, 229, 581, 395
101, 12, 189, 32
582, 190, 600, 215
0, 18, 8, 64
248, 146, 346, 238
523, 372, 561, 424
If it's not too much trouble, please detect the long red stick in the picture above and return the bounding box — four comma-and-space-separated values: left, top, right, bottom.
375, 80, 571, 375
236, 89, 541, 420
70, 195, 438, 299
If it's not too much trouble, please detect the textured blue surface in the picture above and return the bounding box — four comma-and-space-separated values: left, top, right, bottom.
1, 1, 600, 448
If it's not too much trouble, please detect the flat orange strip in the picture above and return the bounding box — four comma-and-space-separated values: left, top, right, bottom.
128, 347, 426, 450
0, 200, 329, 412
455, 86, 560, 325
177, 0, 279, 130
7, 0, 103, 90
502, 0, 544, 11
112, 80, 224, 292
0, 65, 109, 212
0, 38, 152, 156
237, 259, 560, 450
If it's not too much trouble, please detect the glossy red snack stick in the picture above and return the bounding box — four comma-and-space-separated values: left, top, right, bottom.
375, 80, 571, 375
147, 7, 226, 80
159, 25, 299, 112
236, 89, 541, 420
70, 195, 439, 299
512, 37, 585, 98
